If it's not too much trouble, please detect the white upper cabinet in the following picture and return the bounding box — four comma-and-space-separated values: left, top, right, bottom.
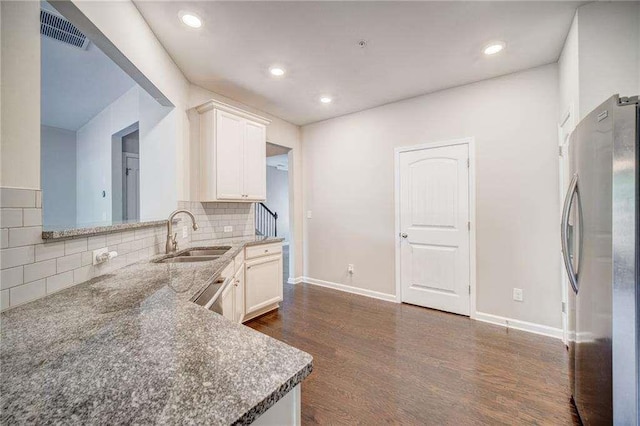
195, 100, 270, 202
216, 110, 245, 200
243, 120, 267, 200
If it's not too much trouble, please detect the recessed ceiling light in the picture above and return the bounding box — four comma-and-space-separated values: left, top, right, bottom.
180, 12, 202, 28
269, 67, 285, 77
483, 42, 505, 55
320, 96, 332, 104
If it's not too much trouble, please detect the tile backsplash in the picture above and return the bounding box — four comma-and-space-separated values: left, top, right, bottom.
179, 200, 255, 244
0, 188, 256, 312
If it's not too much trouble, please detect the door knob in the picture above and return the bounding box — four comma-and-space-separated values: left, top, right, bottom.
401, 233, 408, 238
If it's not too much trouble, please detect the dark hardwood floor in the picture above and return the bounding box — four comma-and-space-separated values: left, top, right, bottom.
247, 271, 579, 425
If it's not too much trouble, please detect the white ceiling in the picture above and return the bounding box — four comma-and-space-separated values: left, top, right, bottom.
41, 25, 136, 130
266, 142, 290, 158
134, 1, 581, 126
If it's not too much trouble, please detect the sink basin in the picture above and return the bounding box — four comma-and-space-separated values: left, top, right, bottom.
159, 256, 221, 263
180, 247, 231, 257
156, 246, 231, 264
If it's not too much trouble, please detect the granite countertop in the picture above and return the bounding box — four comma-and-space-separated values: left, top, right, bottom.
1, 237, 312, 425
41, 218, 178, 240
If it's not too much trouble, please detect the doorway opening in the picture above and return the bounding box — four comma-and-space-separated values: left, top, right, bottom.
261, 142, 292, 281
394, 137, 477, 317
112, 122, 140, 223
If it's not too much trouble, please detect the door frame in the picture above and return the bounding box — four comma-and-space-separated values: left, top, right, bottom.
122, 152, 140, 221
557, 104, 574, 346
394, 137, 477, 318
264, 141, 296, 285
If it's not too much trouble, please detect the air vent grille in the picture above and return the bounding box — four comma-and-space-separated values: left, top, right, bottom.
40, 9, 89, 49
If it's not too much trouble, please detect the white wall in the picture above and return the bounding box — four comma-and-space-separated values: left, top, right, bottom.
302, 64, 561, 328
41, 126, 77, 227
1, 1, 40, 189
76, 86, 176, 226
558, 13, 579, 129
266, 166, 290, 243
138, 88, 176, 222
577, 2, 639, 119
76, 87, 139, 225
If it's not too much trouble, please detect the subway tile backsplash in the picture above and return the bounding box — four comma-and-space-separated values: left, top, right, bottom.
179, 200, 255, 243
0, 188, 256, 311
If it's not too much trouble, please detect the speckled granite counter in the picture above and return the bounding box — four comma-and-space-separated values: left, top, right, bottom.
1, 237, 312, 425
41, 218, 175, 240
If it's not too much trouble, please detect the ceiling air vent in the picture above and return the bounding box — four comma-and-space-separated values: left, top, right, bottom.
40, 9, 89, 50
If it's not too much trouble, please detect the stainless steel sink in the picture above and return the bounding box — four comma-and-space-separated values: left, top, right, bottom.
160, 256, 221, 263
180, 247, 230, 257
156, 246, 231, 264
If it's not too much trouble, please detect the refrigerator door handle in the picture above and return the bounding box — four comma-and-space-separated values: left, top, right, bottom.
561, 173, 579, 294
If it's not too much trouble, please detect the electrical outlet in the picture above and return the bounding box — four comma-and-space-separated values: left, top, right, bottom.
182, 225, 188, 239
92, 248, 108, 265
224, 225, 233, 233
306, 210, 313, 219
347, 264, 354, 274
513, 288, 524, 302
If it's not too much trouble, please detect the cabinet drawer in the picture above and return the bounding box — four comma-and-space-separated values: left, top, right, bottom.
246, 243, 282, 260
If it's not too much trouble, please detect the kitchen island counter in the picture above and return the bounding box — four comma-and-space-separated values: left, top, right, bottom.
1, 237, 311, 425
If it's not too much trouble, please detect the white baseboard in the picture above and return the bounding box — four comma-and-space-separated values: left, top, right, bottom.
474, 311, 563, 340
302, 276, 397, 303
287, 276, 304, 285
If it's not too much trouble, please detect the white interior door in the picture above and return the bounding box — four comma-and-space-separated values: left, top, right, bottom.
399, 143, 470, 315
123, 154, 139, 221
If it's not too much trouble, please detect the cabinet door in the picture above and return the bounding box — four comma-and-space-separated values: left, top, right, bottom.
234, 266, 245, 323
220, 280, 234, 321
243, 120, 266, 200
216, 110, 244, 200
245, 255, 282, 315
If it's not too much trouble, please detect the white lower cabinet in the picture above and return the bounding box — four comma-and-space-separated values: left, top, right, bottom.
215, 244, 282, 323
220, 278, 234, 321
217, 253, 246, 323
233, 266, 245, 323
245, 253, 283, 319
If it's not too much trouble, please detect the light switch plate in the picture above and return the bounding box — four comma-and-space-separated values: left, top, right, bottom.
306, 210, 313, 219
224, 226, 233, 233
182, 225, 188, 238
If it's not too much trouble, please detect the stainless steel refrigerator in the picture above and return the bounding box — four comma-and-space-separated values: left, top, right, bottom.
562, 94, 639, 425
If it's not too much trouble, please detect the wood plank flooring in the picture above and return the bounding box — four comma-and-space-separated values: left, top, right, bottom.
247, 281, 580, 425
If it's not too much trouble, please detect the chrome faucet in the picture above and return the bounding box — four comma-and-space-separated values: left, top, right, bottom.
166, 209, 199, 254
